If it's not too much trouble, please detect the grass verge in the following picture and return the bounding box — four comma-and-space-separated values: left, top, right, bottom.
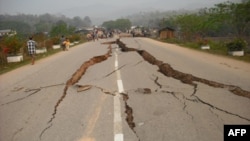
160, 38, 250, 63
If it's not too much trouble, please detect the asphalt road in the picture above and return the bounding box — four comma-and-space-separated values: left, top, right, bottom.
0, 37, 250, 141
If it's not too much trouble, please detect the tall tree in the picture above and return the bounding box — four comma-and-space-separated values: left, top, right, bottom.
102, 19, 131, 31
72, 16, 84, 28
83, 16, 92, 27
50, 20, 74, 37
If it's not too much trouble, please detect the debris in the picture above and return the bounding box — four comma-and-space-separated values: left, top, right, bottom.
136, 88, 152, 94
76, 85, 92, 92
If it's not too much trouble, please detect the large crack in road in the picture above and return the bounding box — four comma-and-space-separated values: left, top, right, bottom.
112, 39, 250, 134
40, 45, 113, 140
115, 39, 250, 99
6, 39, 249, 140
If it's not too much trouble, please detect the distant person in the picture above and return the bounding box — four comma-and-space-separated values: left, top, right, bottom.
27, 37, 36, 65
63, 38, 70, 51
60, 35, 65, 51
93, 29, 98, 41
131, 31, 135, 37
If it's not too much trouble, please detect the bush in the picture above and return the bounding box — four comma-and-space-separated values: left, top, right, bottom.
197, 39, 209, 46
226, 38, 247, 51
33, 33, 48, 48
45, 39, 53, 50
0, 36, 24, 55
71, 34, 81, 41
51, 37, 60, 45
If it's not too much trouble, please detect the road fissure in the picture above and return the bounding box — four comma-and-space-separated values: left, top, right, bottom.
115, 39, 250, 99
1, 83, 64, 106
114, 39, 250, 122
40, 45, 113, 140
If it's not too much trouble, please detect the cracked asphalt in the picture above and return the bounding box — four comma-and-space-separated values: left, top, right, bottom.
0, 37, 250, 141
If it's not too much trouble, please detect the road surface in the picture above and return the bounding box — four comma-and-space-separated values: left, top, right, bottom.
0, 37, 250, 141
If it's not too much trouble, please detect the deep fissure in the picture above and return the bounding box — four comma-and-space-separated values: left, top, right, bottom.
120, 92, 140, 141
115, 39, 250, 99
40, 45, 112, 140
114, 39, 250, 122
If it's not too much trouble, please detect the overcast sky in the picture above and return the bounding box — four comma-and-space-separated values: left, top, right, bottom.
0, 0, 237, 19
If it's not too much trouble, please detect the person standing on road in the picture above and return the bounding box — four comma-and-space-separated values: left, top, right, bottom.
27, 37, 36, 65
63, 38, 70, 51
60, 35, 66, 51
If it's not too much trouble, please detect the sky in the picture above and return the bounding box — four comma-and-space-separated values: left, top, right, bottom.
0, 0, 238, 23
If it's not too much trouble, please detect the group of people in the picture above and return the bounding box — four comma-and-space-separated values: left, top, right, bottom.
26, 35, 71, 65
86, 30, 114, 41
87, 30, 99, 41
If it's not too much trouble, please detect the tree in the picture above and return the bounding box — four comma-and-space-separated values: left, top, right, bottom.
50, 20, 70, 37
115, 19, 131, 31
207, 1, 250, 37
0, 21, 32, 36
174, 14, 202, 41
72, 16, 84, 28
83, 16, 92, 27
34, 21, 51, 33
232, 1, 250, 37
102, 19, 131, 31
102, 20, 115, 31
172, 1, 250, 41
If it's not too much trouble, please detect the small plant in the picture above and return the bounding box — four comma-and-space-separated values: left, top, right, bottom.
45, 39, 53, 50
33, 33, 48, 49
51, 37, 60, 45
198, 39, 209, 46
72, 34, 81, 41
226, 38, 247, 52
0, 36, 23, 55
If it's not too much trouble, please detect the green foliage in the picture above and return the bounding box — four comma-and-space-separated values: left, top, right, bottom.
50, 20, 76, 37
0, 36, 24, 55
34, 22, 51, 33
102, 19, 131, 31
173, 1, 250, 41
0, 14, 92, 35
50, 37, 60, 45
226, 38, 247, 51
0, 21, 32, 35
50, 21, 67, 37
70, 34, 81, 41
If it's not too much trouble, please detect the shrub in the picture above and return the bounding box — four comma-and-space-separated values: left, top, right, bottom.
226, 38, 247, 51
45, 39, 53, 50
51, 37, 60, 45
197, 39, 209, 46
0, 36, 24, 55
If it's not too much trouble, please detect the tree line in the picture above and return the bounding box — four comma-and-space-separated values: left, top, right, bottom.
100, 1, 249, 41
0, 14, 92, 37
170, 1, 250, 41
0, 0, 249, 41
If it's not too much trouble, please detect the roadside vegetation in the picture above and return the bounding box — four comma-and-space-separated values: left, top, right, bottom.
0, 22, 86, 74
156, 1, 250, 62
162, 38, 250, 62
